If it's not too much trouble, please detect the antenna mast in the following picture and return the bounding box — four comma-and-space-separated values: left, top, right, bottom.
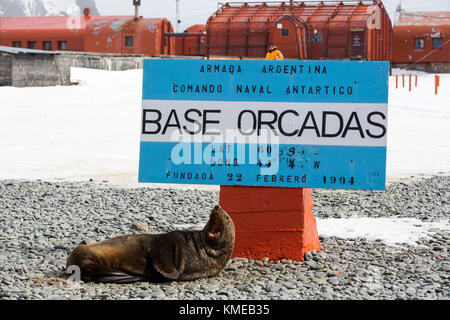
133, 0, 141, 19
396, 0, 402, 13
395, 0, 403, 23
176, 0, 181, 32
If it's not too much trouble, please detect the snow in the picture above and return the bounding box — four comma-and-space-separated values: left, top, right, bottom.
0, 66, 448, 246
23, 0, 39, 16
430, 31, 441, 38
1, 0, 98, 17
1, 67, 448, 186
317, 217, 450, 247
388, 69, 450, 179
42, 0, 80, 16
0, 68, 142, 186
15, 0, 66, 16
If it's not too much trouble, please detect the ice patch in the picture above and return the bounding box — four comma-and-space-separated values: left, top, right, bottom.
317, 217, 450, 246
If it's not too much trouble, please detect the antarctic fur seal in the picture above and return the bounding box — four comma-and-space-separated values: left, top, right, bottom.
66, 205, 235, 283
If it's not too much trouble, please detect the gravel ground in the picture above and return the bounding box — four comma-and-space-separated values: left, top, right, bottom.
0, 176, 448, 300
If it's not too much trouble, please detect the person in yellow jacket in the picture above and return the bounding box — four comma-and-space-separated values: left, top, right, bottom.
265, 43, 284, 60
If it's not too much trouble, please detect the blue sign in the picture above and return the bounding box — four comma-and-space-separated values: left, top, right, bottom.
139, 59, 389, 190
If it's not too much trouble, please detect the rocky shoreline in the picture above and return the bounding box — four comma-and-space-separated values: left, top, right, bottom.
0, 176, 448, 300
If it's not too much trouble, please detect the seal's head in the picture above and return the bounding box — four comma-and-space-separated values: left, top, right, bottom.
203, 205, 235, 250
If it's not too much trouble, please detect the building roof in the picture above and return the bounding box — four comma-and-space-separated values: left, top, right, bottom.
0, 45, 60, 55
0, 16, 170, 32
396, 11, 450, 27
209, 1, 385, 25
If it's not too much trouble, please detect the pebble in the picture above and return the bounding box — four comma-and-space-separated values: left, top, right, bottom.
151, 291, 166, 299
0, 176, 448, 300
260, 257, 270, 264
304, 251, 314, 261
266, 282, 282, 293
320, 293, 332, 299
132, 222, 150, 233
312, 277, 328, 285
406, 288, 417, 296
255, 260, 264, 267
306, 261, 325, 270
328, 278, 340, 286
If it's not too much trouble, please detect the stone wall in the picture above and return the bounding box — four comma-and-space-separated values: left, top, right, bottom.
0, 53, 12, 86
11, 53, 70, 87
57, 52, 144, 71
1, 51, 202, 87
392, 62, 450, 73
1, 51, 144, 87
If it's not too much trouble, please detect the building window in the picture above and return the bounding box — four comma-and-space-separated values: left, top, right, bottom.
281, 28, 289, 37
28, 41, 37, 49
43, 41, 53, 50
414, 38, 425, 49
432, 38, 443, 49
124, 36, 134, 47
58, 41, 68, 50
12, 41, 22, 48
311, 33, 322, 43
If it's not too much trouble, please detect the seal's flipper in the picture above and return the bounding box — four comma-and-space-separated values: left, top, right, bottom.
151, 239, 180, 280
153, 267, 179, 280
96, 272, 147, 284
74, 258, 146, 283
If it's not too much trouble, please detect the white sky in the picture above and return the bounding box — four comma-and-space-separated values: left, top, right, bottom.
95, 0, 450, 32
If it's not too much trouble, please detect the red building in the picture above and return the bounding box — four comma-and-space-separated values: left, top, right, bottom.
392, 11, 450, 71
0, 12, 175, 55
168, 24, 207, 56
203, 1, 392, 60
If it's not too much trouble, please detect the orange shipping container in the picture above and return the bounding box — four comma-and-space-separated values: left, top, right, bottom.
0, 14, 175, 55
392, 12, 450, 64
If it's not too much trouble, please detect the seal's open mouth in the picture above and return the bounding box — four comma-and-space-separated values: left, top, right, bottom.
207, 209, 223, 238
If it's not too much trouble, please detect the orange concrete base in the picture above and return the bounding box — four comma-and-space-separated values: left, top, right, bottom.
219, 186, 321, 261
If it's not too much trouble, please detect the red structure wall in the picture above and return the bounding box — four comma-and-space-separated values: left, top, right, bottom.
220, 186, 320, 261
170, 24, 207, 56
392, 12, 450, 63
205, 1, 392, 60
0, 15, 175, 55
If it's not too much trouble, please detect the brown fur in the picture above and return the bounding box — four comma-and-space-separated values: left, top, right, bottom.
66, 205, 235, 283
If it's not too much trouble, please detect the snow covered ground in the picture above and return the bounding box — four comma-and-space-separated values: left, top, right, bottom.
0, 67, 448, 185
0, 68, 142, 186
388, 69, 449, 180
317, 217, 450, 247
0, 66, 448, 246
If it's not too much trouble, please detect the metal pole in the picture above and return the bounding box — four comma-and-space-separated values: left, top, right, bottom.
133, 0, 141, 19
176, 0, 181, 33
435, 75, 440, 95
